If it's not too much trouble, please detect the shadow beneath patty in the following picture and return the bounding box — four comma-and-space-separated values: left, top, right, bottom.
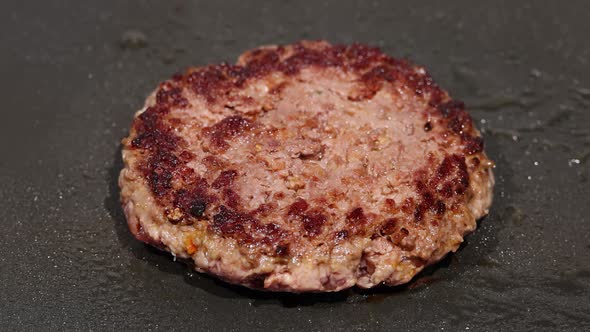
103, 139, 505, 308
121, 240, 471, 308
176, 246, 466, 307
104, 144, 142, 252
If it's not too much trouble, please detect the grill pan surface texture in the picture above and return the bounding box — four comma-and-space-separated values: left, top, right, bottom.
1, 1, 589, 331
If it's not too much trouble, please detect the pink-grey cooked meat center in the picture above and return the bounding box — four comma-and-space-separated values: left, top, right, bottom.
119, 40, 494, 292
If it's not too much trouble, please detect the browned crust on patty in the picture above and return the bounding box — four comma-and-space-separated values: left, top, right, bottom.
119, 40, 494, 292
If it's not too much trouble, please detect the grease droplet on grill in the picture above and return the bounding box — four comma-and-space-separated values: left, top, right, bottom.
119, 30, 148, 49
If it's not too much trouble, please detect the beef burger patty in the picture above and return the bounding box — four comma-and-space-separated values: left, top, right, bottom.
119, 41, 494, 292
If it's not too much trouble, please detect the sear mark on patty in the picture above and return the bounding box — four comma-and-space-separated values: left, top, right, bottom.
204, 115, 255, 150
